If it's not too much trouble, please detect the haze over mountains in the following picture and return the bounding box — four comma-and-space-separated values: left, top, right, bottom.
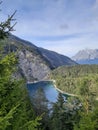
72, 49, 98, 64
2, 34, 76, 82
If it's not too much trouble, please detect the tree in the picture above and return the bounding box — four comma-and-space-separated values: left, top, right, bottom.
0, 1, 17, 40
74, 77, 98, 130
50, 93, 77, 130
50, 93, 66, 130
50, 93, 84, 130
0, 3, 42, 130
0, 53, 42, 130
74, 115, 96, 130
32, 88, 50, 130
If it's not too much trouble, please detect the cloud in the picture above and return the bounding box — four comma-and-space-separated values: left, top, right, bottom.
27, 32, 98, 57
1, 0, 98, 56
1, 1, 91, 35
59, 24, 69, 30
93, 0, 98, 9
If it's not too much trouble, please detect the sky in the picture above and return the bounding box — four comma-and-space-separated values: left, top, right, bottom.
1, 0, 98, 57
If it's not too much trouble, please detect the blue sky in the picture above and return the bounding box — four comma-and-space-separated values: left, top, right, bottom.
1, 0, 98, 57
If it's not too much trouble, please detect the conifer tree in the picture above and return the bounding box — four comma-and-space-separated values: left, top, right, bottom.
0, 2, 42, 129
32, 88, 49, 130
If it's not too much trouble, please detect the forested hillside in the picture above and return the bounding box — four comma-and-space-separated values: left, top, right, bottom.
50, 65, 98, 97
49, 65, 98, 129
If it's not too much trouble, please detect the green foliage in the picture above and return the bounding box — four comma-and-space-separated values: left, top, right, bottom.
92, 102, 98, 129
50, 65, 98, 97
74, 111, 98, 130
0, 105, 18, 130
0, 1, 17, 40
0, 53, 42, 130
49, 65, 98, 130
32, 88, 49, 130
50, 93, 78, 130
32, 88, 49, 115
78, 77, 96, 114
0, 3, 42, 129
19, 116, 42, 130
50, 93, 66, 130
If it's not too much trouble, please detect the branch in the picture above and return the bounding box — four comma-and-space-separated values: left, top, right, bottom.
0, 10, 17, 40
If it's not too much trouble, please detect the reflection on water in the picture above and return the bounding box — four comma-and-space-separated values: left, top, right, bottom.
27, 81, 59, 103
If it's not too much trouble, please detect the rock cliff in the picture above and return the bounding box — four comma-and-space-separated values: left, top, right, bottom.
1, 34, 76, 82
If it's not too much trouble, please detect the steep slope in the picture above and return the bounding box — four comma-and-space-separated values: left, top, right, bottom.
1, 34, 76, 82
72, 49, 98, 64
38, 48, 76, 69
3, 35, 51, 82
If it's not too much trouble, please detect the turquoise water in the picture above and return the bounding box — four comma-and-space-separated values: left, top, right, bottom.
27, 81, 60, 103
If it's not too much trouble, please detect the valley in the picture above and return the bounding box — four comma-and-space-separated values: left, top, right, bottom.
1, 36, 98, 130
1, 1, 98, 129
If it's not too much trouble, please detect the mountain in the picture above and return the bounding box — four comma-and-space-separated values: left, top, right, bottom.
38, 48, 76, 69
72, 49, 98, 64
1, 34, 76, 82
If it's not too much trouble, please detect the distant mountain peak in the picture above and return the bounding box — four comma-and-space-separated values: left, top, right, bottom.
72, 49, 98, 61
72, 48, 98, 64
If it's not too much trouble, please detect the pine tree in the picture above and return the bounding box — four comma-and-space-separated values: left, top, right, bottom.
74, 77, 98, 130
0, 2, 42, 129
50, 93, 67, 130
32, 88, 49, 130
0, 1, 17, 40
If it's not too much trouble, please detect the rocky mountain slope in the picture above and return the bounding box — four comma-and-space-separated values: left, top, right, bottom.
72, 49, 98, 64
38, 48, 76, 68
1, 34, 76, 82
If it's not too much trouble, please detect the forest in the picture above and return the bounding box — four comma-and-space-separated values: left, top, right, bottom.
50, 65, 98, 96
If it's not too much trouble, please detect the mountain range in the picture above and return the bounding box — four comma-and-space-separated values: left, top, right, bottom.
72, 49, 98, 64
1, 34, 76, 82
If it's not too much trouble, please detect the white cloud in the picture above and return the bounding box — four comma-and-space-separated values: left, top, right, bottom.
1, 0, 98, 56
93, 0, 98, 9
32, 32, 98, 57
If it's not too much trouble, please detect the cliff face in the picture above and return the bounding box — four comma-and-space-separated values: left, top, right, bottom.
1, 34, 77, 82
18, 50, 50, 82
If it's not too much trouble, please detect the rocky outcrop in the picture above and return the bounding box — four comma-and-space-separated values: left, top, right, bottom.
2, 34, 77, 82
18, 50, 50, 82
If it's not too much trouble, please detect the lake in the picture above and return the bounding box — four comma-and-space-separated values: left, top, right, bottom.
27, 81, 66, 103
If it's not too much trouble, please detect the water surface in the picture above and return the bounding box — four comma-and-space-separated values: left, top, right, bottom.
27, 81, 59, 103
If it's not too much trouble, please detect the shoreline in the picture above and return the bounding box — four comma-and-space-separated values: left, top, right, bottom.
27, 80, 55, 84
52, 80, 77, 97
27, 80, 97, 99
27, 79, 77, 97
